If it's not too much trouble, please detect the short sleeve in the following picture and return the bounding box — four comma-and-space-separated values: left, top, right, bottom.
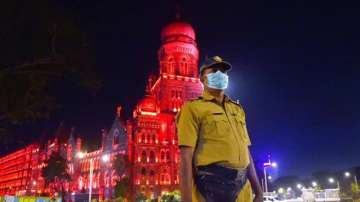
242, 122, 252, 146
176, 102, 199, 148
241, 109, 252, 146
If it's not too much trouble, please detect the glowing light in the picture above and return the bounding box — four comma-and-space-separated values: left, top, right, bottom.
102, 154, 110, 162
297, 184, 303, 189
278, 188, 284, 194
32, 181, 37, 185
287, 187, 292, 191
268, 176, 272, 180
312, 181, 317, 187
345, 172, 351, 177
140, 111, 157, 116
271, 162, 277, 167
77, 152, 85, 159
329, 178, 335, 183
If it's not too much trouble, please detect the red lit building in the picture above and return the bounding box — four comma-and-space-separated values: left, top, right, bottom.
0, 20, 202, 200
127, 20, 202, 198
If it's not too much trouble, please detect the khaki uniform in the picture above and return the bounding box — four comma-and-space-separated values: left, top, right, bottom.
176, 90, 253, 202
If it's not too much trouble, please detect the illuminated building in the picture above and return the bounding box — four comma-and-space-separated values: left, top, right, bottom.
0, 19, 202, 200
127, 20, 202, 198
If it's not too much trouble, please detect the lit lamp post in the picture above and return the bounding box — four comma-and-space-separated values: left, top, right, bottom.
77, 152, 94, 202
263, 157, 277, 193
102, 153, 111, 199
328, 177, 340, 190
344, 171, 358, 191
312, 181, 317, 188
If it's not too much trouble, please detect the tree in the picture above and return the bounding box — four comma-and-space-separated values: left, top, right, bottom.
113, 155, 130, 200
135, 193, 147, 202
41, 152, 71, 199
114, 176, 130, 202
160, 190, 181, 202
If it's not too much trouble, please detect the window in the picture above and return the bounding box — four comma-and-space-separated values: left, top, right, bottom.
141, 151, 147, 163
166, 151, 171, 162
113, 132, 119, 145
149, 151, 155, 163
160, 151, 165, 162
141, 167, 146, 175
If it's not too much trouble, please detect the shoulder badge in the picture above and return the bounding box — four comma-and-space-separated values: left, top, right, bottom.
229, 99, 243, 109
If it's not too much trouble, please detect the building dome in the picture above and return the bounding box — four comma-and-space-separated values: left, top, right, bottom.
136, 95, 157, 113
161, 21, 196, 41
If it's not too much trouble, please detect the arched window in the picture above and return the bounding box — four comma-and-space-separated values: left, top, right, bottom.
141, 167, 146, 175
152, 134, 156, 143
147, 134, 151, 144
113, 129, 119, 145
149, 151, 155, 163
166, 151, 171, 162
141, 133, 145, 143
160, 150, 165, 162
141, 151, 147, 162
168, 57, 174, 73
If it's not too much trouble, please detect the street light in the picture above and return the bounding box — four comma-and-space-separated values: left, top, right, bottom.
102, 154, 110, 163
77, 151, 85, 159
77, 151, 94, 202
328, 178, 340, 190
344, 171, 358, 191
263, 156, 277, 193
297, 184, 303, 189
345, 172, 351, 178
312, 181, 317, 187
268, 176, 272, 180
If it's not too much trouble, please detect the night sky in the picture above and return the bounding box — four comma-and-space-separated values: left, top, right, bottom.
7, 0, 360, 177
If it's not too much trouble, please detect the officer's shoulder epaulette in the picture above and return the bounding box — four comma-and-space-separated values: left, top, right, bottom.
229, 98, 244, 109
188, 96, 203, 102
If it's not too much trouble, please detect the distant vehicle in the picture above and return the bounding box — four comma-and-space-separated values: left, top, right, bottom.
264, 195, 282, 202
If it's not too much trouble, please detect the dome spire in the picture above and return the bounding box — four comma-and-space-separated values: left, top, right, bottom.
175, 0, 181, 20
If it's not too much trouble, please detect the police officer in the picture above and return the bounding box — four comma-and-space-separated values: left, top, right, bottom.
176, 56, 263, 202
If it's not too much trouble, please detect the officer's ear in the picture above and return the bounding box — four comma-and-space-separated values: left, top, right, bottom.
200, 73, 207, 85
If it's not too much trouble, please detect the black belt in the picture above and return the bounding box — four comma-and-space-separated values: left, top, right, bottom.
194, 164, 249, 201
196, 164, 248, 181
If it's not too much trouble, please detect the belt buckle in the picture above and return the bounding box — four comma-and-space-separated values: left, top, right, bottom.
235, 169, 246, 181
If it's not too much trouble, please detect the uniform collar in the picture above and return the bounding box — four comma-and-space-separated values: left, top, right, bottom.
201, 90, 231, 102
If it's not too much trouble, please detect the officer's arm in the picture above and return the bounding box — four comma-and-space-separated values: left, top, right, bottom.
180, 146, 194, 202
176, 103, 199, 202
248, 151, 263, 201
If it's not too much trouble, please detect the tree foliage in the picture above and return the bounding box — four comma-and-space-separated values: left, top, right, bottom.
41, 152, 70, 186
113, 155, 130, 200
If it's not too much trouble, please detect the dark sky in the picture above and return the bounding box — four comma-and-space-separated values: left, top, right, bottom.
7, 0, 360, 177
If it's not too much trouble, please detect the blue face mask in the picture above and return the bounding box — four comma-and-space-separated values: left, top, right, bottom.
206, 70, 229, 90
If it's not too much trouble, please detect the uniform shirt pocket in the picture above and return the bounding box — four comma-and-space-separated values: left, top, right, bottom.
203, 113, 231, 140
234, 114, 251, 146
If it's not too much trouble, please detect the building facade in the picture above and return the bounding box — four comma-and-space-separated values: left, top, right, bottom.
0, 20, 202, 200
127, 20, 202, 198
